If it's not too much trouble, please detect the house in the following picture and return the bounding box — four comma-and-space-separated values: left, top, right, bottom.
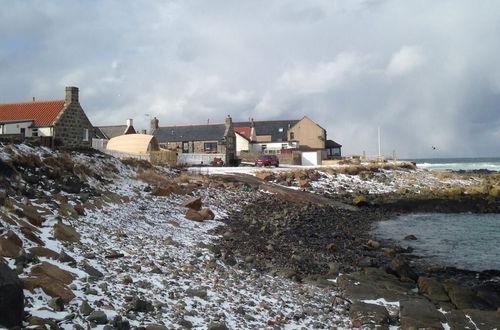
325, 139, 342, 158
0, 86, 93, 148
94, 119, 136, 140
151, 115, 236, 165
233, 116, 327, 153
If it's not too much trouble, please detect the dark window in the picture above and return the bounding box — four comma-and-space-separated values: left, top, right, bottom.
31, 128, 38, 137
182, 141, 189, 153
204, 142, 218, 152
290, 132, 294, 140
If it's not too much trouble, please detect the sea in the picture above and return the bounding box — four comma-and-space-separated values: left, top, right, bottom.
374, 157, 500, 271
410, 157, 500, 171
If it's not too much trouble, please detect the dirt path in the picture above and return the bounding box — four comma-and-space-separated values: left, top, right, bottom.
211, 173, 358, 211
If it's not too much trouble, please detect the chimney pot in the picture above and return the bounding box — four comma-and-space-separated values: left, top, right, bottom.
126, 118, 133, 127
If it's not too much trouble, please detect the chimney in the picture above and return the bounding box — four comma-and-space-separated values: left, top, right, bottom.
32, 97, 35, 102
126, 118, 133, 127
250, 117, 256, 142
225, 115, 232, 127
150, 116, 159, 133
65, 86, 79, 104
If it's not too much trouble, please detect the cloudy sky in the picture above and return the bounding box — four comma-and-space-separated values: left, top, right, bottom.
1, 0, 500, 158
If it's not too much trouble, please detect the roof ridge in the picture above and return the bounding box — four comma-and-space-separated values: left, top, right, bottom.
159, 122, 225, 127
0, 99, 65, 106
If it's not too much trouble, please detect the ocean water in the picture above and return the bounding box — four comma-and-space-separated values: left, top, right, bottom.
372, 213, 500, 271
410, 157, 500, 171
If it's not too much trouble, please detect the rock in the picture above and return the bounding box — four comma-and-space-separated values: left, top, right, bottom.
80, 300, 94, 316
30, 261, 76, 285
390, 258, 418, 281
48, 297, 64, 311
178, 319, 193, 328
181, 197, 202, 211
82, 263, 104, 278
199, 208, 215, 220
255, 171, 273, 181
404, 234, 417, 240
0, 231, 23, 257
352, 195, 367, 206
349, 301, 390, 326
20, 227, 45, 245
146, 325, 169, 330
111, 315, 130, 330
0, 263, 24, 328
23, 275, 75, 303
222, 253, 237, 266
58, 250, 77, 266
53, 221, 81, 242
445, 309, 500, 329
61, 175, 82, 194
417, 277, 450, 302
16, 204, 45, 226
399, 299, 446, 330
128, 298, 154, 312
185, 208, 204, 222
186, 288, 208, 300
26, 316, 60, 329
367, 239, 381, 249
73, 204, 86, 216
87, 310, 108, 324
28, 246, 59, 259
298, 179, 311, 188
443, 282, 490, 310
207, 322, 229, 330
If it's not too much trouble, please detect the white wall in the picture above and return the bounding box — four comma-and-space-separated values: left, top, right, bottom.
0, 121, 32, 135
301, 151, 322, 166
235, 133, 250, 155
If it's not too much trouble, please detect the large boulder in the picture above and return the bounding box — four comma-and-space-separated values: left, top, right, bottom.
23, 276, 75, 303
199, 208, 215, 220
15, 204, 45, 226
181, 197, 202, 210
53, 221, 81, 242
349, 301, 390, 327
28, 247, 59, 259
417, 277, 450, 303
399, 299, 446, 330
30, 261, 76, 285
0, 263, 24, 328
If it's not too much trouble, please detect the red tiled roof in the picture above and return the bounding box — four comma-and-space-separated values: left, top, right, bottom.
235, 126, 251, 140
0, 99, 65, 126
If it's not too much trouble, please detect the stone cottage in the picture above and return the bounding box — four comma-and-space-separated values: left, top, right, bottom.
152, 115, 236, 165
0, 86, 94, 148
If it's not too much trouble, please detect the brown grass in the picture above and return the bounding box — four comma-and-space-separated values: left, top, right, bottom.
136, 169, 171, 186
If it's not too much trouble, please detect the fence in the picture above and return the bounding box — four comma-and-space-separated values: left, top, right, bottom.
150, 150, 177, 166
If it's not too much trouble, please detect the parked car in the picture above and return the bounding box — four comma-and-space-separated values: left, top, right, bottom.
255, 154, 279, 167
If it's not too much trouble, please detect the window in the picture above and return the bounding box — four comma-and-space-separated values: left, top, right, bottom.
278, 128, 283, 132
31, 128, 38, 137
281, 144, 288, 149
204, 142, 217, 152
82, 128, 89, 141
261, 144, 267, 152
290, 132, 294, 140
182, 142, 189, 153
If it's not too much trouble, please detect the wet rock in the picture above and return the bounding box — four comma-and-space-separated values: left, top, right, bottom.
181, 197, 202, 211
417, 277, 450, 302
404, 234, 417, 240
399, 299, 446, 330
53, 221, 81, 242
0, 263, 24, 328
87, 310, 108, 324
349, 301, 390, 326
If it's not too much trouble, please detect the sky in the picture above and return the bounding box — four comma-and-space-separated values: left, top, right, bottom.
1, 0, 500, 158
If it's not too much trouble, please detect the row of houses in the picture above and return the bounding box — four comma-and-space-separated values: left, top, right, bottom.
0, 86, 342, 165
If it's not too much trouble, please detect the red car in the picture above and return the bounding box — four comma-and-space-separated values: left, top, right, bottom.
255, 155, 279, 167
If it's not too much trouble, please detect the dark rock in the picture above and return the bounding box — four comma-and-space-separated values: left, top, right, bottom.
349, 301, 390, 326
390, 258, 418, 281
178, 319, 193, 328
128, 298, 154, 313
207, 322, 229, 330
186, 288, 208, 300
58, 250, 77, 266
79, 300, 94, 316
82, 263, 104, 278
404, 234, 417, 240
444, 282, 491, 310
61, 175, 83, 194
87, 310, 108, 324
399, 299, 446, 330
0, 263, 24, 327
48, 296, 64, 311
417, 277, 450, 303
112, 315, 130, 330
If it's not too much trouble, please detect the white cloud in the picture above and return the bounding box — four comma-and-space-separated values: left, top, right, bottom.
386, 45, 425, 77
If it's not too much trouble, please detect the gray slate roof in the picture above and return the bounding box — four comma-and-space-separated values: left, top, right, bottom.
153, 124, 226, 142
234, 120, 299, 142
326, 139, 342, 148
94, 125, 127, 139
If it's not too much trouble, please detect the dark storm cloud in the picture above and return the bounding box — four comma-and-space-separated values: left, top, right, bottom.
1, 0, 499, 157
